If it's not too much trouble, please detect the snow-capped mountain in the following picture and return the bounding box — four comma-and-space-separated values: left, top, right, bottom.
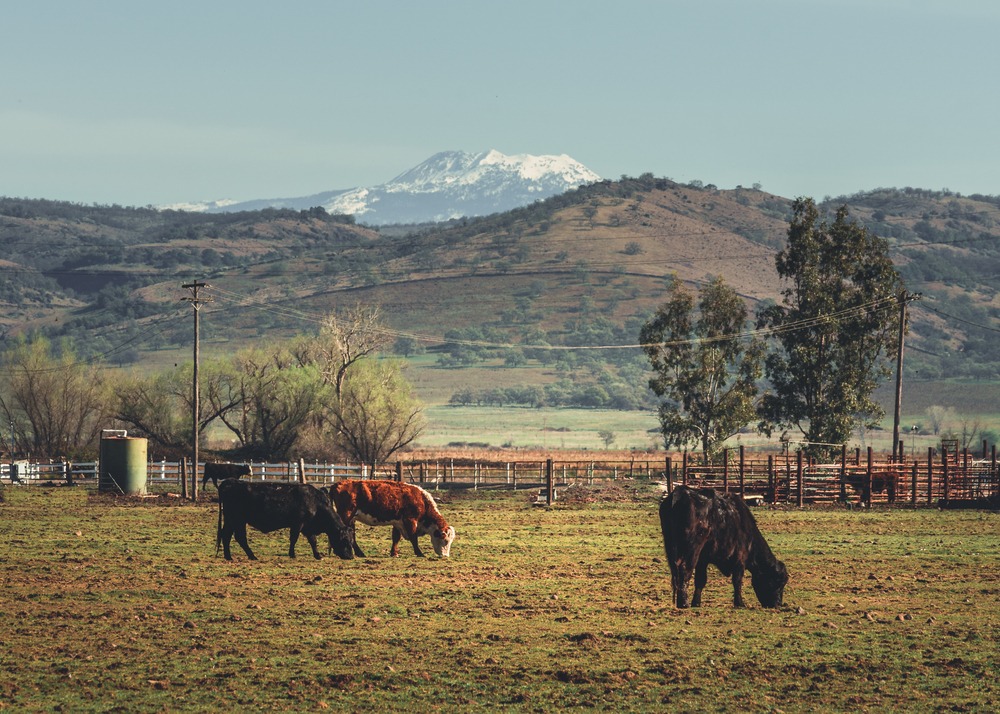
175, 150, 601, 225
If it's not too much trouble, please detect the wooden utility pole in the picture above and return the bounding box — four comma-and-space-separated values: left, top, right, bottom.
182, 281, 211, 501
891, 291, 920, 462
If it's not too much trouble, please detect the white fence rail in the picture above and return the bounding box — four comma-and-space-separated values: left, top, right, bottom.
0, 461, 366, 488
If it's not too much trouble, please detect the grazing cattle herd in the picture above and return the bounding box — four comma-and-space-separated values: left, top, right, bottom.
208, 468, 787, 610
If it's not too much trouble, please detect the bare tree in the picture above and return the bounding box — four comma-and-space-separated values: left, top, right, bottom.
924, 405, 954, 436
214, 347, 328, 460
114, 359, 243, 456
312, 304, 389, 399
327, 358, 423, 469
0, 337, 111, 459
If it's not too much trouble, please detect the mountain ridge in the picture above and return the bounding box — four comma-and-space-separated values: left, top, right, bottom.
167, 149, 601, 225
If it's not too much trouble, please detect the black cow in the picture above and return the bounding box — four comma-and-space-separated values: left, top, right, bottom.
202, 462, 252, 489
216, 480, 355, 561
659, 486, 788, 608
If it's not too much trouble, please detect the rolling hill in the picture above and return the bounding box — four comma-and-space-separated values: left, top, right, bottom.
1, 177, 999, 427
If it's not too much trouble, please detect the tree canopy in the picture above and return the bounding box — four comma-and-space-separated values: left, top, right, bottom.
757, 198, 903, 458
640, 276, 763, 459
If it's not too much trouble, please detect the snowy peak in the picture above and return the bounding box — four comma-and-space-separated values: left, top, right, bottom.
326, 149, 601, 224
184, 150, 601, 225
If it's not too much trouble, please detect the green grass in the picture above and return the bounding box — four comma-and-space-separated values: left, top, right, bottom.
418, 405, 660, 450
0, 485, 997, 712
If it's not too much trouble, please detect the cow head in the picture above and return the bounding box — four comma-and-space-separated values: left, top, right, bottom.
431, 525, 455, 557
751, 560, 789, 608
326, 520, 355, 561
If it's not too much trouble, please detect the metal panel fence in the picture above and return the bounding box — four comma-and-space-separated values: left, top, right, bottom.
2, 446, 996, 507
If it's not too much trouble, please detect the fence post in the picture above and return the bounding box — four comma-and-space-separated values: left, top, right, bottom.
865, 447, 874, 508
911, 462, 918, 506
395, 461, 403, 483
767, 455, 774, 503
942, 448, 949, 503
512, 462, 517, 490
297, 458, 306, 484
546, 458, 554, 505
665, 456, 672, 493
682, 451, 689, 487
723, 448, 729, 493
839, 445, 848, 502
739, 445, 745, 496
926, 446, 934, 505
796, 450, 804, 507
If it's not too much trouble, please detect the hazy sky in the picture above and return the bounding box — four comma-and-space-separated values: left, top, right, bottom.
3, 0, 998, 207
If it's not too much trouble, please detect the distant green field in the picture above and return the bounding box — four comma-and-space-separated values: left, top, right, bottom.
417, 406, 661, 451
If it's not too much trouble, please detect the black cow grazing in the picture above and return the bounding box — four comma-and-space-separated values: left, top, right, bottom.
659, 486, 788, 609
216, 480, 354, 561
202, 462, 252, 489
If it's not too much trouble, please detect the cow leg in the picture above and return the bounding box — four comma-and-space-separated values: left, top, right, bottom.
731, 567, 747, 608
672, 560, 692, 608
390, 526, 402, 557
349, 521, 366, 558
288, 528, 300, 558
305, 533, 323, 560
399, 519, 424, 557
220, 523, 235, 561
233, 523, 257, 560
668, 562, 687, 608
691, 561, 709, 607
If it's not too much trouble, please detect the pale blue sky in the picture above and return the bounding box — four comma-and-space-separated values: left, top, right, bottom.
3, 0, 998, 206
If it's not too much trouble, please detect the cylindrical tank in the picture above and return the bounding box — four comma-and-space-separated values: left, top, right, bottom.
99, 435, 148, 495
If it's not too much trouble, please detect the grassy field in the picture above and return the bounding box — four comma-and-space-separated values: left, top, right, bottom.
0, 483, 997, 712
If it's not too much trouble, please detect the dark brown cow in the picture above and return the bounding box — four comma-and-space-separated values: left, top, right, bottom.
659, 486, 788, 608
216, 480, 354, 561
328, 480, 455, 558
202, 462, 252, 489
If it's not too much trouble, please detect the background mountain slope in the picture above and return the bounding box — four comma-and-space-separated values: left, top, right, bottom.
1, 177, 998, 426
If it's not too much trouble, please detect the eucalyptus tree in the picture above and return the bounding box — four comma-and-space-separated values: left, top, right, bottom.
757, 198, 903, 458
640, 276, 763, 461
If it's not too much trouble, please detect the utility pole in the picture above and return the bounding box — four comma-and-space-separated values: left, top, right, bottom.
891, 290, 920, 461
182, 281, 211, 501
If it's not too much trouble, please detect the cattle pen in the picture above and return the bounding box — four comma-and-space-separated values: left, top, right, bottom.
3, 443, 997, 509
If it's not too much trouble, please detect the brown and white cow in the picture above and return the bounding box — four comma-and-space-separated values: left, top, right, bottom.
659, 486, 788, 608
328, 480, 455, 558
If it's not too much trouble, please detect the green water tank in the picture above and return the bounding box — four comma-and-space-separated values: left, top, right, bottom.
99, 433, 148, 495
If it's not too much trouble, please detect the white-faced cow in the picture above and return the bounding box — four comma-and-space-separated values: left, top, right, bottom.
216, 480, 354, 561
328, 480, 455, 558
659, 486, 788, 608
202, 462, 252, 489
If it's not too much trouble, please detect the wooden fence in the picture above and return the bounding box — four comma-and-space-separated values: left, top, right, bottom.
2, 445, 997, 508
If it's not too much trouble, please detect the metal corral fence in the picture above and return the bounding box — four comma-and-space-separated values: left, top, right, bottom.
667, 443, 999, 507
2, 445, 997, 508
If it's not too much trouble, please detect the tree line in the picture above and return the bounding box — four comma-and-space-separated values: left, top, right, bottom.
0, 306, 422, 469
641, 198, 905, 461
